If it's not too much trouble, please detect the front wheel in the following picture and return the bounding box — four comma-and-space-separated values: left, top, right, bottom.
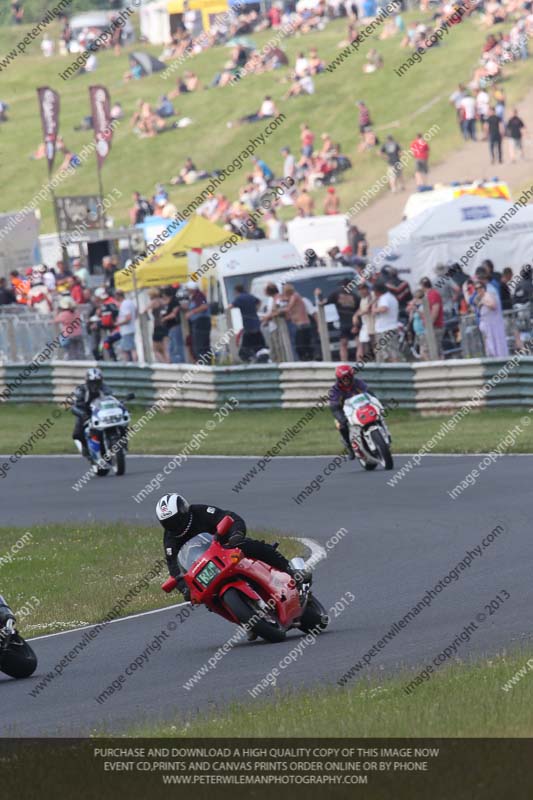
370, 428, 394, 470
300, 594, 329, 634
113, 448, 126, 476
222, 588, 286, 643
0, 635, 38, 679
94, 465, 110, 477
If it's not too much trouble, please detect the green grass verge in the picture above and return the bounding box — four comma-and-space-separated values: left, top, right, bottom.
0, 523, 301, 636
1, 13, 532, 230
130, 650, 533, 737
1, 404, 533, 455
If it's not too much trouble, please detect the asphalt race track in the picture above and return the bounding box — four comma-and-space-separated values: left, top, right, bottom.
1, 454, 530, 736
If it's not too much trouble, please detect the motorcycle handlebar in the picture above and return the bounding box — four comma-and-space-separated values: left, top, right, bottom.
216, 515, 234, 537
161, 576, 178, 593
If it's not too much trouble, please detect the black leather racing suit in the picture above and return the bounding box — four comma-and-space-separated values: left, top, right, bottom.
71, 383, 112, 445
329, 377, 368, 452
164, 505, 293, 587
0, 595, 15, 628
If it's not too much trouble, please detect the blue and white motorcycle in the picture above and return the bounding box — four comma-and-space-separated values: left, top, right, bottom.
83, 394, 133, 476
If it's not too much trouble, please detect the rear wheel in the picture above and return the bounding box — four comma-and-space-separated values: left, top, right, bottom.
0, 636, 37, 679
222, 588, 286, 643
359, 459, 377, 471
370, 428, 394, 470
300, 594, 329, 634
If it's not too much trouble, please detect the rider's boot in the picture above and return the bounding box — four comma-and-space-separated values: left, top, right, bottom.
287, 564, 313, 586
0, 598, 15, 628
74, 439, 90, 459
340, 431, 356, 460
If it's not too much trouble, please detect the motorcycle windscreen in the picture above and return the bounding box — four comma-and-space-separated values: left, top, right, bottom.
344, 393, 370, 413
177, 532, 214, 572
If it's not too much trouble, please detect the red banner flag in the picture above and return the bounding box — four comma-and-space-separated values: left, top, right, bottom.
36, 87, 60, 174
89, 85, 113, 170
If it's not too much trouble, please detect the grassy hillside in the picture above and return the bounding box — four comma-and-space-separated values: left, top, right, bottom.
1, 14, 533, 231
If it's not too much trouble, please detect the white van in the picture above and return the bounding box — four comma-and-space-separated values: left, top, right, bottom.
190, 240, 304, 311
287, 214, 349, 258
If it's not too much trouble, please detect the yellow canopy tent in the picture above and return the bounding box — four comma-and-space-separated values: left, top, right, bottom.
115, 216, 237, 292
167, 0, 229, 32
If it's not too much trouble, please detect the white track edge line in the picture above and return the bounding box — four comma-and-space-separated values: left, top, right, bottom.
27, 537, 325, 643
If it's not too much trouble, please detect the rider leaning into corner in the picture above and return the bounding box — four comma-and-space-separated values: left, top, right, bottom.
71, 367, 112, 457
156, 494, 311, 601
329, 364, 369, 459
0, 595, 15, 632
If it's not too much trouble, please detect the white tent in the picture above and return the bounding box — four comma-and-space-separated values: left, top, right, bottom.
140, 1, 171, 45
402, 181, 511, 220
388, 195, 533, 284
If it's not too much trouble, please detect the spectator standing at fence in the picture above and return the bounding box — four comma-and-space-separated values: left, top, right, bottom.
382, 266, 412, 323
505, 109, 526, 163
485, 106, 504, 164
353, 282, 374, 362
409, 133, 430, 187
27, 273, 52, 314
54, 260, 73, 293
102, 256, 118, 292
280, 284, 313, 361
115, 290, 138, 362
471, 274, 508, 357
0, 277, 16, 305
420, 278, 444, 357
435, 264, 460, 318
70, 276, 85, 305
259, 282, 282, 359
145, 289, 170, 363
500, 267, 514, 311
54, 297, 85, 360
72, 257, 89, 287
161, 286, 185, 363
184, 281, 211, 361
40, 264, 56, 293
229, 285, 266, 362
315, 277, 359, 362
372, 281, 400, 362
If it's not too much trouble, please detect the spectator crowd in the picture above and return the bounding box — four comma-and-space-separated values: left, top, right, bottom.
0, 258, 214, 366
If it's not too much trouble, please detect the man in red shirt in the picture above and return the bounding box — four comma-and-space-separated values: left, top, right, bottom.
410, 133, 430, 187
420, 277, 444, 357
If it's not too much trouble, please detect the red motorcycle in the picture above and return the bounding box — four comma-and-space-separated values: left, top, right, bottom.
344, 392, 394, 471
162, 516, 329, 643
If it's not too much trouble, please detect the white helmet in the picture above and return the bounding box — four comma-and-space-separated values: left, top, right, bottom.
156, 493, 191, 535
86, 367, 103, 394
